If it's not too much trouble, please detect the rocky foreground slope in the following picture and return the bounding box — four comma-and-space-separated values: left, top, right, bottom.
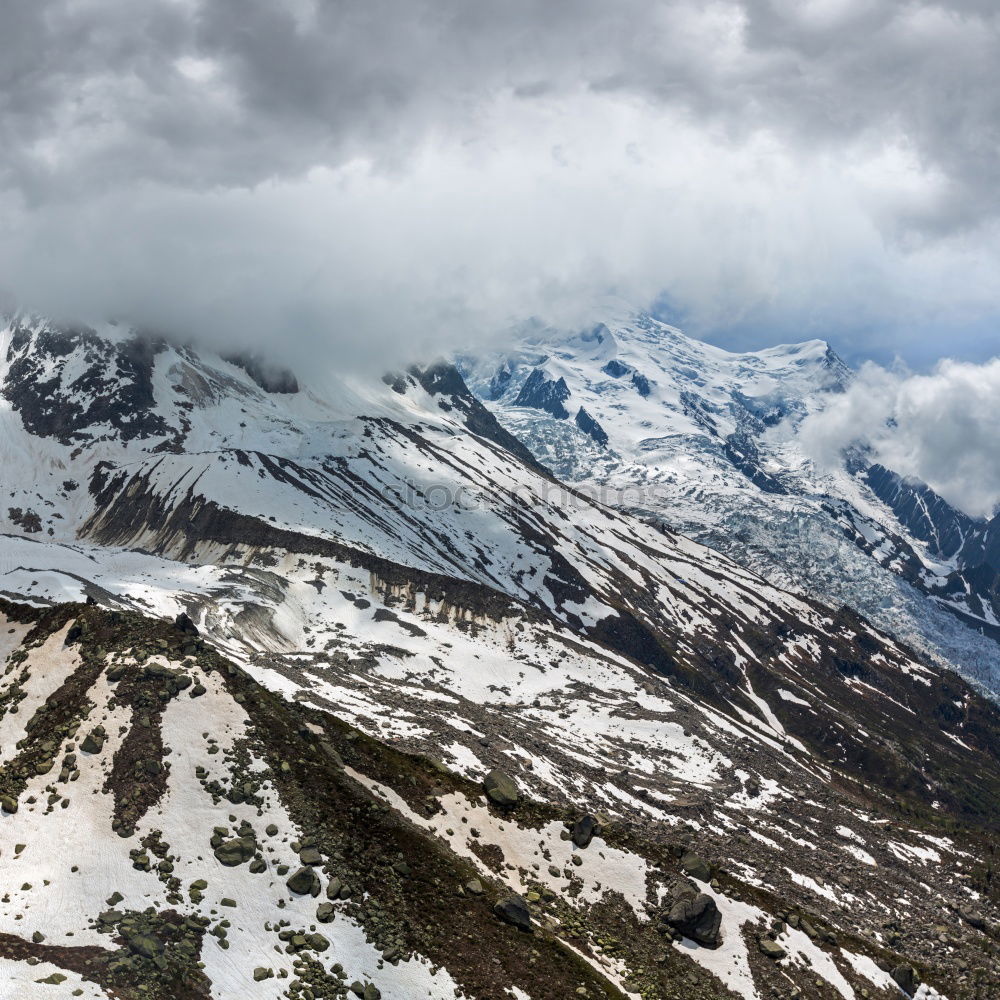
1, 600, 998, 1000
0, 315, 999, 998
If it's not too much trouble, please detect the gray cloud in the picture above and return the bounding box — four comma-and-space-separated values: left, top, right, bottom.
799, 357, 1000, 519
4, 0, 999, 230
1, 0, 999, 364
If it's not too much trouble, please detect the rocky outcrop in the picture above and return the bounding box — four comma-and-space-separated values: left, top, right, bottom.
575, 406, 609, 447
513, 369, 571, 419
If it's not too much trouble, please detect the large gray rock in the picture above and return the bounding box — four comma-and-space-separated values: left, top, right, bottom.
666, 893, 722, 947
214, 836, 256, 867
571, 814, 601, 849
483, 768, 520, 807
891, 965, 919, 996
286, 866, 322, 896
494, 894, 533, 932
680, 850, 712, 883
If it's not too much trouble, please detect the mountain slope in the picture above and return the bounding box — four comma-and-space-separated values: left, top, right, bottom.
456, 311, 1000, 691
1, 314, 999, 998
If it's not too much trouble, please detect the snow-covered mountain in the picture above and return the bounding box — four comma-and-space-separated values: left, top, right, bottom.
1, 313, 999, 1000
456, 311, 1000, 694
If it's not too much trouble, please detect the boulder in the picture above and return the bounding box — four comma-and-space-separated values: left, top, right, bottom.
494, 894, 533, 932
890, 965, 918, 996
214, 836, 256, 867
666, 893, 721, 947
174, 612, 199, 635
758, 936, 786, 960
483, 768, 520, 807
464, 878, 484, 896
571, 814, 601, 849
80, 731, 105, 754
959, 906, 987, 930
680, 850, 712, 883
0, 795, 18, 814
35, 973, 67, 985
123, 930, 164, 959
286, 866, 322, 896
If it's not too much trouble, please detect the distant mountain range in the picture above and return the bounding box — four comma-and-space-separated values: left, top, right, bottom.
457, 311, 1000, 695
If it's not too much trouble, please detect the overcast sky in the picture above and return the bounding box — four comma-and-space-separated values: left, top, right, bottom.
1, 0, 999, 370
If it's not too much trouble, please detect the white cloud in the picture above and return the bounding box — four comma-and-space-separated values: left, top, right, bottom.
799, 357, 1000, 519
4, 92, 999, 372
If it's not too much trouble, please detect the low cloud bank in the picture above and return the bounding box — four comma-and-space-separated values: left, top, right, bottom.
799, 357, 1000, 520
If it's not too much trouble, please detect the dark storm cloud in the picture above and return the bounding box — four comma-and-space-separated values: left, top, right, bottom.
2, 0, 998, 236
0, 0, 999, 373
